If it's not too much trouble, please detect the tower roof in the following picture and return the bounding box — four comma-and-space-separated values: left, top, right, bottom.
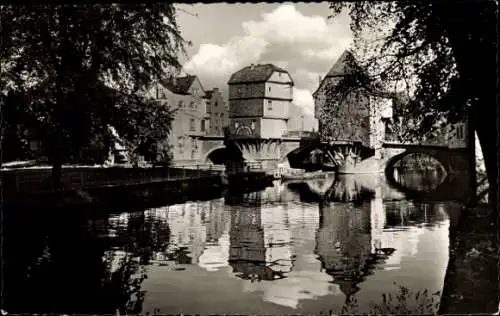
313, 50, 398, 100
313, 50, 359, 97
228, 63, 294, 85
325, 50, 359, 78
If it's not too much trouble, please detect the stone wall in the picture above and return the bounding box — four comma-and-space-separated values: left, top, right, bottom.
229, 82, 266, 100
229, 99, 263, 118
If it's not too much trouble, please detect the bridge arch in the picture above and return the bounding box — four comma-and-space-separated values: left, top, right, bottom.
381, 146, 471, 201
384, 150, 449, 192
280, 143, 326, 170
385, 151, 448, 174
204, 145, 228, 165
383, 148, 453, 179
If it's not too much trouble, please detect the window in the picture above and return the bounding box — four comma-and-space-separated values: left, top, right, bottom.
268, 86, 271, 93
267, 100, 272, 110
201, 120, 206, 132
189, 101, 195, 109
221, 113, 224, 118
214, 101, 218, 107
178, 100, 183, 108
189, 119, 195, 131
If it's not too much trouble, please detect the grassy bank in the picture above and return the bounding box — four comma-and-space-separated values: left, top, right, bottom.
438, 204, 499, 314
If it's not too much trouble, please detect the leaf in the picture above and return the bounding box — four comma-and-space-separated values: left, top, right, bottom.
2, 4, 187, 165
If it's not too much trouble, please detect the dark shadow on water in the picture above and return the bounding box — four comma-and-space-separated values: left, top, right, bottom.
2, 203, 170, 314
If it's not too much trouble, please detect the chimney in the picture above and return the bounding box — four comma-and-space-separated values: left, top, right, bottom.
213, 87, 219, 92
250, 63, 255, 70
318, 76, 322, 84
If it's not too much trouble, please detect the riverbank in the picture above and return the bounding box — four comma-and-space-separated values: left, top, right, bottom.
438, 204, 499, 314
2, 167, 274, 210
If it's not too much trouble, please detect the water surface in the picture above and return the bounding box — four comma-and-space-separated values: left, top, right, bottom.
3, 171, 466, 314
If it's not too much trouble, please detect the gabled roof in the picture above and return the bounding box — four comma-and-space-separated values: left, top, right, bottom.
325, 50, 359, 78
313, 49, 400, 101
161, 75, 197, 95
228, 63, 294, 85
313, 50, 359, 97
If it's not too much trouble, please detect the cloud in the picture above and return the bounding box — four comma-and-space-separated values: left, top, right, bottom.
183, 4, 352, 115
293, 88, 315, 115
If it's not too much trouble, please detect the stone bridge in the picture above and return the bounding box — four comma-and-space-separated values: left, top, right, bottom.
199, 134, 306, 170
380, 142, 472, 202
381, 142, 470, 175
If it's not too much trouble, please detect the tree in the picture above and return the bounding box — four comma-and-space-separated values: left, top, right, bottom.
1, 4, 189, 188
327, 1, 497, 208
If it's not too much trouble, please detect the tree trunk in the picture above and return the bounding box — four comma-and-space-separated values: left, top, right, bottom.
472, 105, 498, 211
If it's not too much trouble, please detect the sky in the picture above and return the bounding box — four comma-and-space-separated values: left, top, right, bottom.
176, 3, 353, 119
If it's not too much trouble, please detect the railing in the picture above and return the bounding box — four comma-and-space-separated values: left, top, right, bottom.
226, 161, 263, 174
1, 164, 224, 195
282, 131, 319, 138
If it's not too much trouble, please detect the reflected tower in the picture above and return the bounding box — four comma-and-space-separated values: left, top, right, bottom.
315, 200, 373, 302
228, 191, 294, 281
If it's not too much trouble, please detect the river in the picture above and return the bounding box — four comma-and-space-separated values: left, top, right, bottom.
2, 171, 467, 315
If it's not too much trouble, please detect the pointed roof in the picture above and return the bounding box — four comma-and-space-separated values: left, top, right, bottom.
228, 63, 294, 85
161, 75, 197, 95
312, 50, 401, 101
325, 50, 359, 78
313, 50, 359, 97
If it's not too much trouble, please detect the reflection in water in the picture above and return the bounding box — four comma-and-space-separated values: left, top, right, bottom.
229, 205, 294, 282
393, 168, 448, 192
316, 200, 373, 302
3, 170, 464, 314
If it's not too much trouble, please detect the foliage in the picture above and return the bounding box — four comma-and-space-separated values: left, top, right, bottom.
101, 252, 149, 315
327, 1, 497, 206
328, 2, 479, 127
317, 80, 372, 143
0, 5, 188, 169
323, 283, 441, 315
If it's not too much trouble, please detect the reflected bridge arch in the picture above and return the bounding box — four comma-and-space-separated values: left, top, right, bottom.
381, 145, 471, 202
